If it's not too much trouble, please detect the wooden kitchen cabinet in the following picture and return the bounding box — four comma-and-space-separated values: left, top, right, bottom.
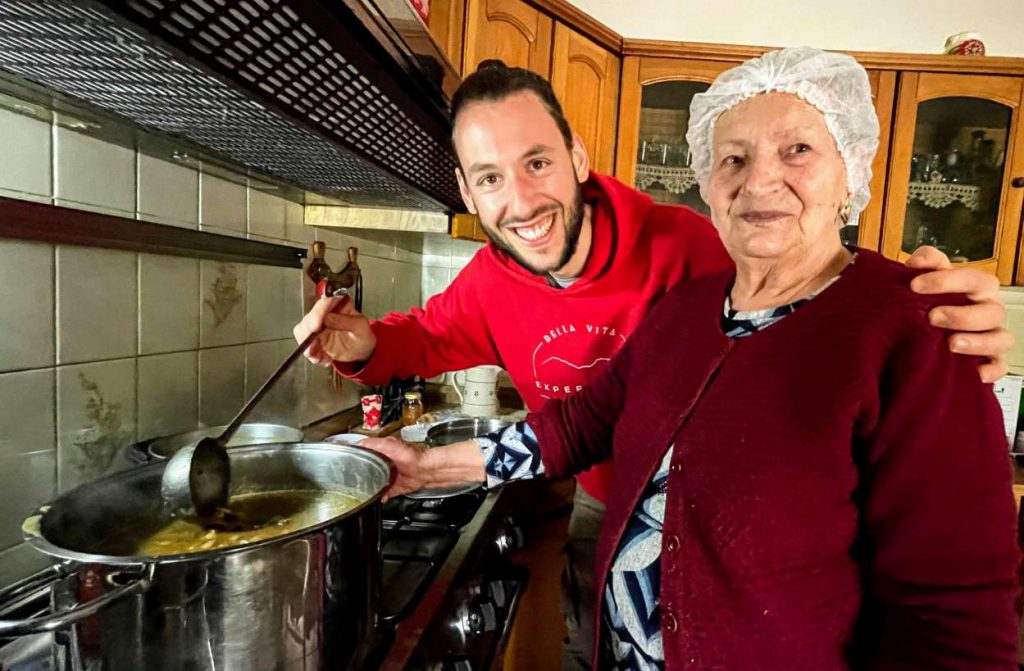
451, 212, 489, 241
881, 72, 1024, 284
427, 0, 467, 74
550, 22, 621, 175
614, 55, 896, 251
463, 0, 553, 76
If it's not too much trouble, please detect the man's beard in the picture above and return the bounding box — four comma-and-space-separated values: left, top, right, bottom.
481, 183, 585, 277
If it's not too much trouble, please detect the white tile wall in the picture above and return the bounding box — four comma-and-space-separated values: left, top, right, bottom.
422, 233, 454, 269
0, 240, 54, 372
138, 155, 199, 229
200, 173, 247, 237
0, 107, 51, 199
245, 339, 302, 424
393, 262, 422, 312
138, 254, 200, 355
285, 200, 313, 246
201, 261, 247, 348
55, 126, 135, 215
247, 265, 301, 341
199, 345, 246, 427
0, 368, 55, 550
56, 358, 136, 492
138, 351, 199, 439
56, 246, 137, 365
422, 266, 451, 303
249, 189, 288, 242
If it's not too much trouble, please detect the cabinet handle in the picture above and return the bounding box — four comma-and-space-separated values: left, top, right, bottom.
1013, 177, 1024, 188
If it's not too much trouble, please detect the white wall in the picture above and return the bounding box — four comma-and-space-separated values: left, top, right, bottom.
570, 0, 1024, 57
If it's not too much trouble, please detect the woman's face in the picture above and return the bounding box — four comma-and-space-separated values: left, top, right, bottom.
705, 92, 848, 263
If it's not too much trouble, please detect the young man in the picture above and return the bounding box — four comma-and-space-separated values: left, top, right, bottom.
294, 61, 1012, 669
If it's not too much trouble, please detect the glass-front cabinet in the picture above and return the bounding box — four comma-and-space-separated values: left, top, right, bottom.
615, 58, 731, 217
882, 73, 1024, 284
615, 56, 896, 250
628, 78, 712, 215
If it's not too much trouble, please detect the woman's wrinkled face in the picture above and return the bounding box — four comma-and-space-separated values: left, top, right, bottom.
706, 92, 848, 263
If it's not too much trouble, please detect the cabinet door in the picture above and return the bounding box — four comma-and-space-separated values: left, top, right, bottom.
614, 57, 734, 216
427, 0, 466, 74
855, 69, 898, 252
463, 0, 553, 76
549, 23, 621, 175
882, 72, 1024, 284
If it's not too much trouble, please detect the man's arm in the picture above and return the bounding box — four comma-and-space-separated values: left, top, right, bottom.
294, 259, 501, 385
858, 307, 1018, 670
906, 246, 1013, 382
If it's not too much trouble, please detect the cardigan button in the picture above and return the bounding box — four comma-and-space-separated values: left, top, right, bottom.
665, 535, 680, 553
669, 462, 682, 474
663, 611, 679, 633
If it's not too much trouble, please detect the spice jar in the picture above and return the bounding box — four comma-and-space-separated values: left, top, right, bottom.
401, 391, 424, 426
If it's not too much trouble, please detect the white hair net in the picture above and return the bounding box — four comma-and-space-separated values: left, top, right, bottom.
685, 46, 880, 223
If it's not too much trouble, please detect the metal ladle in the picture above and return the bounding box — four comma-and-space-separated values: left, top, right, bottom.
161, 291, 347, 519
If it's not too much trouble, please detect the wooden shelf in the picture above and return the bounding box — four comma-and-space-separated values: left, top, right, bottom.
0, 197, 306, 268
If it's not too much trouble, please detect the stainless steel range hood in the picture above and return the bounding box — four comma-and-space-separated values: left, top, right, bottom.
0, 0, 464, 212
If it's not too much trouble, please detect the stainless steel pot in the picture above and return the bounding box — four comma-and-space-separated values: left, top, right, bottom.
126, 423, 304, 463
0, 443, 394, 671
404, 418, 510, 500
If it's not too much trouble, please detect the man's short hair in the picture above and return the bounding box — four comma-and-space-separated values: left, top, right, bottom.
451, 59, 573, 153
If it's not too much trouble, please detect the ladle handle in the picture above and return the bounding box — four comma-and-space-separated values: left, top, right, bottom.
219, 330, 319, 443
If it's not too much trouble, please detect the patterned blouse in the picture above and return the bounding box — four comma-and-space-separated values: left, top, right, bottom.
476, 268, 848, 669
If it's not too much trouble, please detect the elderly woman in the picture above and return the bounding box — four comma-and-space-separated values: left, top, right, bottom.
364, 47, 1020, 669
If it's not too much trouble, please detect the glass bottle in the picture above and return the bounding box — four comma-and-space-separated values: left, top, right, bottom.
401, 391, 424, 426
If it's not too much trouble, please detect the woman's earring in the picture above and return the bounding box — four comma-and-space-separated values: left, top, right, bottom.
838, 198, 852, 226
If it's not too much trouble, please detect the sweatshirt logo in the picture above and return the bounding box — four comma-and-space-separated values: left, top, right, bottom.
532, 323, 626, 399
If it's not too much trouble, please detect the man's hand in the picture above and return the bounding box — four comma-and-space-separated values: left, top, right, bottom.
907, 246, 1013, 383
293, 295, 377, 366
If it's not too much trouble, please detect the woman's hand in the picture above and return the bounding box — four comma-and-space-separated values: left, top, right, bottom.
357, 437, 431, 499
357, 437, 486, 501
906, 246, 1013, 383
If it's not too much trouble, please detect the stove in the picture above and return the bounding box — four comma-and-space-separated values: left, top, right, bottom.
0, 485, 528, 671
368, 487, 529, 671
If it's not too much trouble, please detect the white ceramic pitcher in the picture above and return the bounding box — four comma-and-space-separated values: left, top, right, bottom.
450, 365, 503, 417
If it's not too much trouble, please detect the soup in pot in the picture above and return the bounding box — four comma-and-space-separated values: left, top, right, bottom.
136, 488, 364, 556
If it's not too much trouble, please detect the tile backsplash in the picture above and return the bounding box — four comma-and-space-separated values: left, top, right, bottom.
0, 109, 447, 584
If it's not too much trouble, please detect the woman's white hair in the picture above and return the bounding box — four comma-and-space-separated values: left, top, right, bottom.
685, 46, 880, 225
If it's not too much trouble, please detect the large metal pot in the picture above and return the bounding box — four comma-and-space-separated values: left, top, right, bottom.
126, 423, 304, 463
0, 443, 394, 671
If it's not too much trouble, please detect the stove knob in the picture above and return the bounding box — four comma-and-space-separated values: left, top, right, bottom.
486, 580, 508, 608
466, 600, 498, 635
493, 525, 523, 556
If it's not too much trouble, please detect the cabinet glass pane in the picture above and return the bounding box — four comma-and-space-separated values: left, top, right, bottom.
901, 97, 1011, 261
634, 81, 710, 214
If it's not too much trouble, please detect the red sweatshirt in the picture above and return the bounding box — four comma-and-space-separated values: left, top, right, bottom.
528, 250, 1020, 669
343, 173, 732, 501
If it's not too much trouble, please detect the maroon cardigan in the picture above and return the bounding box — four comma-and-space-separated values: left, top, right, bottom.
528, 250, 1019, 670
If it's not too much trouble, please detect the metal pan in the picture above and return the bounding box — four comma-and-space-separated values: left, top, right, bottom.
403, 417, 510, 499
126, 423, 304, 463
